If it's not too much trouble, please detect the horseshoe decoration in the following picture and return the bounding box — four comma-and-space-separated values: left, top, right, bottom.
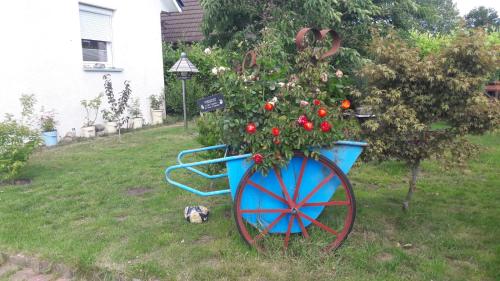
241, 50, 258, 73
295, 27, 341, 61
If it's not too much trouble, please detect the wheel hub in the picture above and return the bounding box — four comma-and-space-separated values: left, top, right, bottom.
291, 207, 298, 215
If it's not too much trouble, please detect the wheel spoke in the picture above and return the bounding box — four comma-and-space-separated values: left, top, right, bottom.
293, 158, 308, 202
247, 180, 288, 204
253, 213, 287, 242
240, 209, 291, 214
303, 201, 349, 207
296, 215, 309, 239
297, 172, 335, 208
298, 211, 338, 236
274, 168, 294, 206
284, 214, 295, 250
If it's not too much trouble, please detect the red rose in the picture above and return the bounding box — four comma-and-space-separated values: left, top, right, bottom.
246, 122, 257, 134
318, 108, 328, 118
320, 121, 332, 132
252, 153, 264, 164
271, 127, 280, 136
313, 99, 321, 106
303, 121, 314, 131
264, 102, 274, 111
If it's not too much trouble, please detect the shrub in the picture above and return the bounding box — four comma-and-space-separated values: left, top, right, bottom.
196, 111, 223, 147
211, 28, 360, 172
163, 43, 238, 117
356, 29, 500, 210
0, 120, 40, 181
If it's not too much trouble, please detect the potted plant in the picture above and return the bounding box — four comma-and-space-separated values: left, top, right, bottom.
40, 109, 58, 146
149, 94, 164, 125
102, 110, 117, 134
80, 94, 102, 138
128, 98, 143, 129
101, 74, 132, 140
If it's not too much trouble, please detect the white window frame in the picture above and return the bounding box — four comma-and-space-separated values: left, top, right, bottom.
79, 3, 114, 68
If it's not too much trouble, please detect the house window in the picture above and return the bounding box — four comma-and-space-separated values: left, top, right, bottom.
79, 4, 113, 67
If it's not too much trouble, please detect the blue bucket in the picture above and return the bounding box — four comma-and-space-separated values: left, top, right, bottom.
226, 141, 366, 233
42, 131, 58, 147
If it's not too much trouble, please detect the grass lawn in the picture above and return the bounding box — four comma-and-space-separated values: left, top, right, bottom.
0, 125, 498, 280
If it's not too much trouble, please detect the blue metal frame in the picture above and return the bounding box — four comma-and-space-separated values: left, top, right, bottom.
165, 144, 252, 196
165, 141, 367, 198
176, 144, 229, 179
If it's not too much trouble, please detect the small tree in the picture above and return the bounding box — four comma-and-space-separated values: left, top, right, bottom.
101, 75, 132, 139
357, 30, 500, 210
19, 94, 37, 129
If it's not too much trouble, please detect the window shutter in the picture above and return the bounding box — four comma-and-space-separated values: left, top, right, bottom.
79, 5, 112, 42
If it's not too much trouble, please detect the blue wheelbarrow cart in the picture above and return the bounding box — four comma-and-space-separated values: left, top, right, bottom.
166, 141, 367, 252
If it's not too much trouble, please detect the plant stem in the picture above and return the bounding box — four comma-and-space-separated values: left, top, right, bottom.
403, 161, 420, 211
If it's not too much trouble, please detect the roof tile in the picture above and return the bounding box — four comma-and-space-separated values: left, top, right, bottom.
161, 0, 204, 43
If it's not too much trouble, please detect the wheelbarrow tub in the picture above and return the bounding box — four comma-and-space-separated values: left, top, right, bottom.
226, 141, 366, 233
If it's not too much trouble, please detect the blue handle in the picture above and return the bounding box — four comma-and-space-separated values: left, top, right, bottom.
165, 152, 251, 196
177, 144, 229, 179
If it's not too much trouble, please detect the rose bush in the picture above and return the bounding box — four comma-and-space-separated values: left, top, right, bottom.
209, 28, 360, 172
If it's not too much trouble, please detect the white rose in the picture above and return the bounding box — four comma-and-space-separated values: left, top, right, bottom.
211, 67, 218, 75
204, 48, 212, 55
335, 70, 343, 78
278, 82, 286, 88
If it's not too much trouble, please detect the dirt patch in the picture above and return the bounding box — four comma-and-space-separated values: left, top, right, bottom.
115, 215, 127, 222
0, 179, 32, 186
200, 258, 221, 269
365, 183, 380, 190
376, 252, 394, 262
0, 253, 74, 281
195, 235, 215, 244
125, 187, 154, 196
363, 230, 379, 242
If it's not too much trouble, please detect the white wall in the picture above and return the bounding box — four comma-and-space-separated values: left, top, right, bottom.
0, 0, 174, 136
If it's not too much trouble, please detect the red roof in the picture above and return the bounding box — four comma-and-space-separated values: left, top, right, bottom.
161, 0, 204, 43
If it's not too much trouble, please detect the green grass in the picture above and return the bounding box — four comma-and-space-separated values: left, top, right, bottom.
0, 125, 498, 280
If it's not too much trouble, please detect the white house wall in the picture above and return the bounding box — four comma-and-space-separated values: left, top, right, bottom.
0, 0, 171, 136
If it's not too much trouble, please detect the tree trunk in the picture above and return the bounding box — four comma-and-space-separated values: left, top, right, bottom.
402, 162, 420, 211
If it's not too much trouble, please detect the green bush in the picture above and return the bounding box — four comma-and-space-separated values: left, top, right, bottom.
163, 43, 238, 117
0, 120, 40, 181
196, 111, 223, 146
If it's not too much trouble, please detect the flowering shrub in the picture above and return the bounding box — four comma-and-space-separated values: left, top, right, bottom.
214, 28, 360, 171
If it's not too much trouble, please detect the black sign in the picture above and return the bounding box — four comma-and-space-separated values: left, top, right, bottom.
197, 94, 225, 112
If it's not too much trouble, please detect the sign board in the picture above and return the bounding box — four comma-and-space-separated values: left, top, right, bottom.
197, 94, 225, 112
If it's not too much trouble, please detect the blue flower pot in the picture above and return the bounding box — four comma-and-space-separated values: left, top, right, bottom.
42, 131, 58, 147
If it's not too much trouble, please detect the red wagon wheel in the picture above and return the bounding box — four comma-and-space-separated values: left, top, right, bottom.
234, 152, 356, 253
